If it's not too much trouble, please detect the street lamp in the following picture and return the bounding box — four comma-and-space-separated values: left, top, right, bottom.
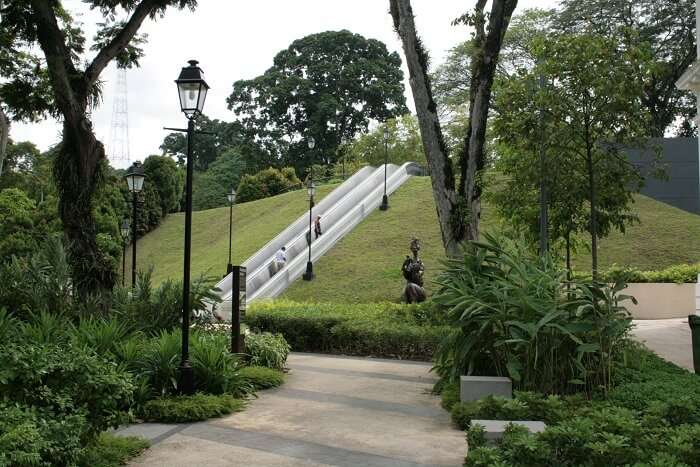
175, 59, 209, 395
380, 125, 390, 211
226, 187, 236, 275
124, 161, 145, 288
340, 136, 348, 180
303, 178, 317, 281
119, 219, 130, 288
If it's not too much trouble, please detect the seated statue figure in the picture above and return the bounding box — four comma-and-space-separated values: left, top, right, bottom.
402, 237, 426, 304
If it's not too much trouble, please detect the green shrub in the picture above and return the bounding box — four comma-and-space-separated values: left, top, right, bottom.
79, 433, 149, 467
110, 269, 221, 336
245, 332, 290, 370
0, 402, 86, 467
139, 394, 245, 423
191, 331, 252, 396
466, 423, 488, 451
0, 341, 134, 439
236, 167, 300, 203
433, 233, 633, 395
438, 382, 460, 411
462, 346, 700, 466
239, 366, 285, 389
598, 263, 700, 284
246, 300, 448, 360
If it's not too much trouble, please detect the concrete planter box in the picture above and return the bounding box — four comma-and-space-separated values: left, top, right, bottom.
460, 376, 512, 402
622, 283, 694, 320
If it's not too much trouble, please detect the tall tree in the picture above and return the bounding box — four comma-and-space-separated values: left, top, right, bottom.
493, 33, 651, 275
227, 30, 407, 175
557, 0, 697, 137
389, 0, 517, 256
0, 0, 196, 295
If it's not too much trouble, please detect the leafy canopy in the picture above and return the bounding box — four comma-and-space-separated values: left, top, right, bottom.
227, 30, 408, 174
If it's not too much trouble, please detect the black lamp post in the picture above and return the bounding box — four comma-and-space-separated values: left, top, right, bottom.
226, 187, 236, 275
340, 136, 347, 180
120, 219, 130, 287
124, 162, 145, 288
303, 136, 316, 281
303, 178, 317, 281
175, 59, 209, 395
380, 125, 390, 211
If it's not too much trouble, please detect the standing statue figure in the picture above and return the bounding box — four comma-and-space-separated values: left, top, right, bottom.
402, 237, 426, 303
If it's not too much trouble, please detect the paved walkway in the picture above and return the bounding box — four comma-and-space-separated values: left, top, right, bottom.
119, 353, 466, 467
631, 318, 694, 371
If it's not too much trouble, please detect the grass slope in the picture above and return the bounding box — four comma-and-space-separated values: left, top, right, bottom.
127, 184, 335, 285
284, 176, 700, 302
134, 175, 700, 302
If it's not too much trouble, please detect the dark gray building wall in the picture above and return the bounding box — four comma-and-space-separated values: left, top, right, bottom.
626, 137, 699, 215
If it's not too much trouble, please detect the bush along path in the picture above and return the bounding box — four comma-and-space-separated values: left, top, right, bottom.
119, 353, 466, 467
429, 234, 700, 466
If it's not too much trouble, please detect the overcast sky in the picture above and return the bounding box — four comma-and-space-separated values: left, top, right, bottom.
11, 0, 559, 168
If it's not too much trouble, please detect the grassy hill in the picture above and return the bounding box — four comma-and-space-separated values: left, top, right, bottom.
125, 184, 336, 285
132, 175, 700, 302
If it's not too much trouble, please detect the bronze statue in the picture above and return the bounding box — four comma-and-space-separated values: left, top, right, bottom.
402, 237, 426, 303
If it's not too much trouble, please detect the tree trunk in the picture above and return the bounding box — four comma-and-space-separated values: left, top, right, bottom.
389, 0, 464, 257
459, 0, 518, 241
29, 0, 160, 296
0, 107, 8, 178
585, 143, 598, 279
55, 117, 116, 296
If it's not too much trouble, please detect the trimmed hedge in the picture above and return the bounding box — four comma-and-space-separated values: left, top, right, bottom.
245, 301, 448, 360
582, 263, 700, 284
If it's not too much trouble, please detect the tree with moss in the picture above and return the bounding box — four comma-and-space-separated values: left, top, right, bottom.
390, 0, 518, 257
0, 0, 197, 296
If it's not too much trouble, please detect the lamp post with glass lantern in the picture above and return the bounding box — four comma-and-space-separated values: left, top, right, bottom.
380, 125, 390, 211
124, 162, 145, 287
173, 59, 209, 395
303, 136, 316, 281
120, 219, 130, 287
226, 188, 236, 275
303, 178, 316, 281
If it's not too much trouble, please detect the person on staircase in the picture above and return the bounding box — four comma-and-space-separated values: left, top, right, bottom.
272, 246, 287, 276
314, 215, 323, 239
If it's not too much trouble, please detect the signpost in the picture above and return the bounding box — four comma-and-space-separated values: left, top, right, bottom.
231, 265, 246, 353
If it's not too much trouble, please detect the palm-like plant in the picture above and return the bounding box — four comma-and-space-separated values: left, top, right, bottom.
433, 233, 633, 396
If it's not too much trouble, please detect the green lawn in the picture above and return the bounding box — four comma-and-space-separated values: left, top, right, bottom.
134, 175, 700, 301
126, 184, 336, 285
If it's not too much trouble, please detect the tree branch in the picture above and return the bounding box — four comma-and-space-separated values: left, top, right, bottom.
84, 0, 158, 87
29, 0, 82, 119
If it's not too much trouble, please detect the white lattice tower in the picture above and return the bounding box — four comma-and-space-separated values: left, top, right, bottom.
108, 68, 130, 163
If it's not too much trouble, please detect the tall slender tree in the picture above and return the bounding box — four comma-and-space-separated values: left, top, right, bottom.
0, 1, 197, 295
389, 0, 517, 256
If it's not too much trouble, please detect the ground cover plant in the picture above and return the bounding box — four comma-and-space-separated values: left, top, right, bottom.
431, 235, 700, 466
246, 300, 449, 360
441, 346, 700, 467
139, 394, 246, 423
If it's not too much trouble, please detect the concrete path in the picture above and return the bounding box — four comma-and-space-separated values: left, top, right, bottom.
119, 353, 466, 467
631, 318, 693, 371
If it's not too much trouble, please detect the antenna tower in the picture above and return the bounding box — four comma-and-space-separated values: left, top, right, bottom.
108, 68, 130, 163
